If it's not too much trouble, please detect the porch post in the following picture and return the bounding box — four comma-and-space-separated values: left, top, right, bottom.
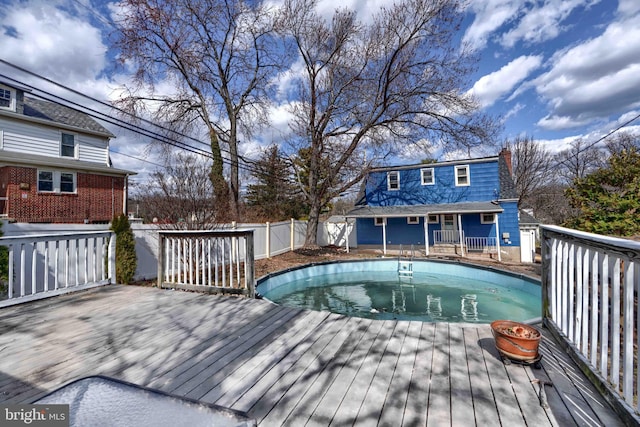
495, 215, 502, 262
382, 218, 387, 255
458, 214, 465, 257
424, 214, 429, 256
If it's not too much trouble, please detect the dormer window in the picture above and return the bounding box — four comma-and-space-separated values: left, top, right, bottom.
455, 165, 470, 186
61, 132, 76, 158
0, 85, 16, 111
421, 168, 434, 185
387, 171, 400, 191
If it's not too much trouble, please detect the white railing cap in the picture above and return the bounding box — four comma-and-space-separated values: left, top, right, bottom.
541, 224, 640, 252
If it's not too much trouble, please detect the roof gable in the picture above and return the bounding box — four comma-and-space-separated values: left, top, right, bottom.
22, 97, 113, 137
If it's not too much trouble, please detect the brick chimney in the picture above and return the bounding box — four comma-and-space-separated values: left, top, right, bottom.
500, 148, 512, 175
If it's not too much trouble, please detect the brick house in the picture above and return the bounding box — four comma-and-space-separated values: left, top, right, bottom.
0, 81, 134, 223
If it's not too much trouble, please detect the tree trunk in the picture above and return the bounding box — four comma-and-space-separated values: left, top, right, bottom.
304, 201, 322, 248
209, 132, 230, 222
228, 122, 240, 221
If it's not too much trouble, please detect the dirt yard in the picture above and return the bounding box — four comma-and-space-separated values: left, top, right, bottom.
255, 246, 542, 279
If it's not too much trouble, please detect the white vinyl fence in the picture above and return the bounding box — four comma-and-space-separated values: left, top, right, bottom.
0, 231, 115, 307
541, 225, 640, 425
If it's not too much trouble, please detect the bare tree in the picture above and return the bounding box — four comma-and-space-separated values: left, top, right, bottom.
605, 131, 639, 155
278, 0, 497, 246
555, 138, 605, 184
113, 0, 280, 220
508, 136, 553, 208
135, 153, 219, 229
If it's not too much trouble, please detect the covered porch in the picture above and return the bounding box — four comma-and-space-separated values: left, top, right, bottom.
347, 202, 508, 261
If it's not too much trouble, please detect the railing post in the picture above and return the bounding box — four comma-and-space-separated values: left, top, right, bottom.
108, 233, 116, 283
157, 232, 164, 289
540, 228, 550, 321
246, 231, 255, 298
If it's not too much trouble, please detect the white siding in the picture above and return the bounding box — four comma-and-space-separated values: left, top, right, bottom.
78, 134, 109, 164
0, 117, 58, 156
0, 116, 109, 164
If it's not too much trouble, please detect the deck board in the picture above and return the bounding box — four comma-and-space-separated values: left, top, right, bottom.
0, 285, 626, 426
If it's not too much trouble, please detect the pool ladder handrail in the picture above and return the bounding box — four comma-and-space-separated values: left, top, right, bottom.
398, 244, 414, 278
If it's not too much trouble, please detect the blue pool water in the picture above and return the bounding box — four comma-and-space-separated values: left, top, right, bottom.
257, 260, 541, 323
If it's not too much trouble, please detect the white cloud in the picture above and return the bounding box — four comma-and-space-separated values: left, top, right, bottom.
534, 14, 640, 129
0, 2, 107, 87
500, 0, 600, 48
462, 0, 525, 50
468, 55, 542, 108
504, 102, 525, 120
618, 0, 640, 16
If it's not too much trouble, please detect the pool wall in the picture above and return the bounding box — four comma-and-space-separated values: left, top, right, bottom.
257, 259, 541, 298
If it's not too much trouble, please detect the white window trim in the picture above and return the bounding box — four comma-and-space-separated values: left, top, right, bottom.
407, 216, 419, 224
37, 170, 77, 194
387, 171, 400, 191
60, 131, 78, 159
481, 213, 496, 224
0, 84, 16, 112
427, 214, 439, 224
374, 217, 386, 226
420, 167, 435, 185
455, 165, 470, 187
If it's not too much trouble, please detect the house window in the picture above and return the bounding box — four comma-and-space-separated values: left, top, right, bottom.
387, 171, 399, 191
60, 172, 75, 193
427, 214, 439, 224
407, 216, 419, 224
481, 213, 496, 224
38, 170, 76, 193
61, 133, 76, 158
455, 165, 470, 186
374, 217, 386, 226
0, 85, 15, 111
38, 171, 54, 192
421, 168, 434, 185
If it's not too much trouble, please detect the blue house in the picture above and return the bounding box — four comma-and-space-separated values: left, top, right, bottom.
346, 150, 521, 261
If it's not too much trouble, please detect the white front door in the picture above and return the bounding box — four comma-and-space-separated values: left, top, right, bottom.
441, 214, 458, 243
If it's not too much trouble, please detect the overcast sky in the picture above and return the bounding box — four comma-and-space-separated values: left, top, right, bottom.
1, 0, 639, 179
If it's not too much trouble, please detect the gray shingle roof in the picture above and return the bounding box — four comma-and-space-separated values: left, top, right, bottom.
519, 209, 539, 225
346, 202, 504, 217
23, 97, 113, 136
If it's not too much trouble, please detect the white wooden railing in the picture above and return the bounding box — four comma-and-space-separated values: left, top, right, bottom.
433, 230, 463, 244
157, 229, 255, 297
0, 231, 116, 308
465, 236, 497, 253
541, 225, 640, 424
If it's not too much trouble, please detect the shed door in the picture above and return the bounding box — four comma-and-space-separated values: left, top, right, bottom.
520, 229, 535, 263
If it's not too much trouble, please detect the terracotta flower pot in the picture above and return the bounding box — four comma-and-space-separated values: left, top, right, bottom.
491, 320, 541, 362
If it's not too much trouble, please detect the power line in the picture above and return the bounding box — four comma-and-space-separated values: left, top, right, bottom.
110, 149, 165, 169
0, 59, 262, 173
550, 111, 640, 170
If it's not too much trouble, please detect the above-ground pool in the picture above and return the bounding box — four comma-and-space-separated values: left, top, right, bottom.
257, 259, 541, 323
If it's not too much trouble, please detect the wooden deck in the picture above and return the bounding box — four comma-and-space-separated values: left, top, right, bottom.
0, 285, 626, 426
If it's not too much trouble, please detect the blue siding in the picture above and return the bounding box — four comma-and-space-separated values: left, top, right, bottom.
356, 217, 425, 245
498, 201, 520, 246
366, 160, 500, 206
